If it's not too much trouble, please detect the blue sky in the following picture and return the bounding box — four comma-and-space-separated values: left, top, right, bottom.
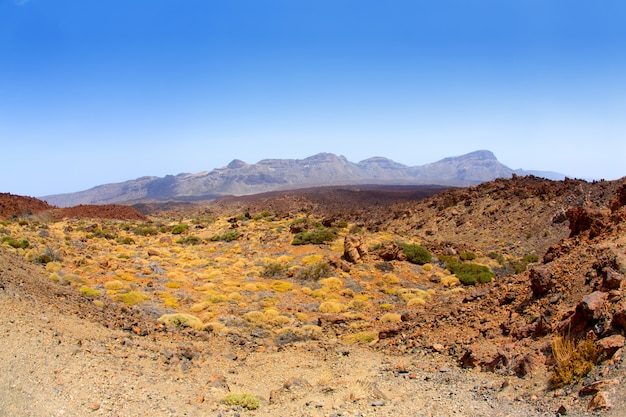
1, 0, 625, 197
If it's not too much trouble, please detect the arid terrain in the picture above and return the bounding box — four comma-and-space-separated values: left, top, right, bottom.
2, 175, 626, 417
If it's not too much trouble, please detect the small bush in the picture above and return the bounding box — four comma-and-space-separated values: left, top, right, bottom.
445, 258, 494, 285
79, 286, 100, 298
271, 280, 293, 292
176, 235, 202, 245
319, 301, 347, 313
460, 251, 477, 261
550, 334, 603, 389
115, 291, 149, 306
171, 224, 189, 234
158, 313, 204, 330
2, 236, 29, 249
292, 228, 336, 245
345, 331, 378, 344
400, 243, 432, 265
222, 393, 260, 410
296, 261, 333, 281
210, 230, 240, 242
261, 261, 290, 278
380, 313, 402, 323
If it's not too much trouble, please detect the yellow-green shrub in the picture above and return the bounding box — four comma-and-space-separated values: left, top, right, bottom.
319, 301, 347, 313
158, 313, 204, 330
380, 313, 402, 323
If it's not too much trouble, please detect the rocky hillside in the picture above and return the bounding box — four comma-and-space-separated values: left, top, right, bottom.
41, 150, 564, 207
2, 175, 625, 416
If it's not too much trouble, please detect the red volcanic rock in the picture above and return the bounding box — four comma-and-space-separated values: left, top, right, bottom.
566, 206, 609, 239
49, 204, 147, 221
596, 335, 625, 357
343, 234, 368, 263
601, 267, 624, 290
609, 182, 626, 212
0, 193, 54, 219
581, 291, 609, 321
529, 266, 554, 297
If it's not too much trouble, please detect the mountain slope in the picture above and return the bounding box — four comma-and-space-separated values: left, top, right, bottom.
42, 150, 564, 207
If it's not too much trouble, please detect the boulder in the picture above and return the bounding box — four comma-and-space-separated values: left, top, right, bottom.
374, 241, 402, 261
343, 234, 368, 263
515, 352, 545, 376
596, 335, 625, 357
581, 291, 608, 321
601, 267, 624, 290
587, 391, 612, 411
530, 266, 554, 297
612, 302, 626, 330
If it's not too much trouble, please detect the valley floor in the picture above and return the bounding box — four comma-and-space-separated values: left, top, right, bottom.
2, 247, 624, 417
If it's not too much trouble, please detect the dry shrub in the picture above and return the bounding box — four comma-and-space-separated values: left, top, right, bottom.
407, 297, 426, 307
441, 275, 461, 287
382, 273, 400, 285
319, 301, 347, 313
380, 313, 402, 323
115, 291, 149, 306
271, 280, 293, 292
345, 331, 378, 344
550, 334, 603, 389
221, 393, 259, 410
158, 313, 204, 330
190, 301, 211, 312
319, 277, 343, 290
348, 299, 373, 311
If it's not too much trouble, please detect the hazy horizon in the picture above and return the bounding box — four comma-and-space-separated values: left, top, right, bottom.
2, 1, 625, 196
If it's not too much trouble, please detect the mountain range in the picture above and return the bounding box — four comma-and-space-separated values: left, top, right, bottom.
42, 150, 564, 207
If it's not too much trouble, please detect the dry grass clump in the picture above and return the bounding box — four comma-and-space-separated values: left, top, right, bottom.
550, 334, 603, 389
398, 288, 431, 303
158, 313, 205, 330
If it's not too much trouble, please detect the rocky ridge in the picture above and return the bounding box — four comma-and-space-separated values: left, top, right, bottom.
41, 150, 565, 207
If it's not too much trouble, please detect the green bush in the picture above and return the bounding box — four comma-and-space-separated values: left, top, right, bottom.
2, 236, 29, 249
171, 224, 189, 234
522, 253, 539, 264
460, 251, 477, 261
445, 259, 494, 285
134, 225, 158, 236
400, 243, 432, 265
292, 228, 336, 245
176, 235, 202, 245
210, 230, 240, 242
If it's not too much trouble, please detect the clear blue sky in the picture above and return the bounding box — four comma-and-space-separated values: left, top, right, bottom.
1, 0, 625, 197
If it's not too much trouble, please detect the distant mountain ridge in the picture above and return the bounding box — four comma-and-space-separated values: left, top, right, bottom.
42, 150, 565, 207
